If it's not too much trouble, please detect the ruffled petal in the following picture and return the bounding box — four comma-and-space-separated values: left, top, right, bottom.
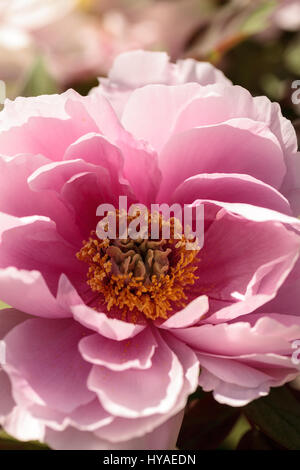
45, 411, 184, 450
94, 334, 199, 443
0, 213, 84, 295
87, 331, 183, 419
169, 173, 291, 215
0, 90, 99, 159
79, 327, 157, 371
158, 119, 285, 201
4, 318, 94, 413
97, 50, 230, 117
0, 269, 77, 318
188, 201, 300, 322
72, 304, 146, 341
157, 296, 209, 329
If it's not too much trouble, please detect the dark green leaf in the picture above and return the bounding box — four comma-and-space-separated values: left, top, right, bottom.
244, 386, 300, 450
0, 430, 48, 450
177, 391, 240, 450
237, 429, 283, 450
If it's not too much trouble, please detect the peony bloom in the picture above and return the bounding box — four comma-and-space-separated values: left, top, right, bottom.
1, 50, 300, 450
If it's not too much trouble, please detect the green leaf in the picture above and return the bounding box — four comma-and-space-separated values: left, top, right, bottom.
21, 56, 58, 97
240, 0, 277, 35
237, 429, 282, 450
0, 301, 9, 310
244, 386, 300, 450
285, 38, 300, 75
177, 391, 240, 450
220, 415, 251, 450
260, 73, 286, 101
0, 430, 49, 450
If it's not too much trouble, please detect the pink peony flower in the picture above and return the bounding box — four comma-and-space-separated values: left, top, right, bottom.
1, 50, 300, 450
0, 0, 77, 93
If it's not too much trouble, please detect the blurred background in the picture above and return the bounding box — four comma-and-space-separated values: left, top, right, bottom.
0, 0, 300, 451
0, 0, 299, 129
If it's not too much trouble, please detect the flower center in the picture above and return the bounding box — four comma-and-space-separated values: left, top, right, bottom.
77, 211, 200, 323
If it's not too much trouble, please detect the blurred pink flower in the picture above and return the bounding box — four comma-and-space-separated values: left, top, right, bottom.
0, 0, 211, 91
0, 0, 77, 93
273, 0, 300, 32
38, 0, 208, 86
31, 12, 110, 86
0, 51, 300, 450
96, 0, 207, 59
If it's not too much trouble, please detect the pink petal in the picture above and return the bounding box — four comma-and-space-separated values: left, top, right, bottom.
0, 308, 31, 339
199, 355, 272, 388
199, 368, 270, 406
158, 119, 285, 201
94, 335, 199, 443
0, 372, 15, 424
59, 171, 131, 241
78, 94, 161, 206
106, 50, 174, 89
63, 132, 124, 167
173, 315, 300, 406
4, 318, 94, 413
45, 411, 184, 450
0, 309, 27, 425
0, 154, 81, 244
79, 327, 157, 371
170, 173, 291, 215
263, 259, 300, 315
157, 295, 209, 329
72, 304, 146, 341
28, 398, 113, 432
172, 318, 300, 356
0, 213, 84, 295
98, 50, 230, 117
87, 331, 183, 418
3, 407, 45, 442
28, 158, 110, 194
192, 203, 300, 321
170, 83, 297, 160
174, 58, 231, 86
0, 268, 73, 318
0, 90, 99, 160
198, 351, 299, 407
116, 136, 161, 207
122, 83, 203, 152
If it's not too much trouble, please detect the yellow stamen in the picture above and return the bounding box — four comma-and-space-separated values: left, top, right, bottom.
77, 212, 200, 322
